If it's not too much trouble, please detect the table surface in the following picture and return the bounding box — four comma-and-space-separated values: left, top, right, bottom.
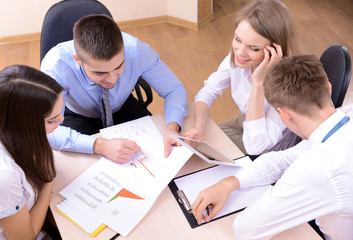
50, 107, 321, 240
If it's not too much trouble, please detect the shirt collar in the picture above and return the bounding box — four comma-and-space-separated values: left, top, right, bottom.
308, 109, 346, 143
79, 66, 96, 86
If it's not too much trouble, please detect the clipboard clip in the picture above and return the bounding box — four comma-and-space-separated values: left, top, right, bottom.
177, 190, 192, 213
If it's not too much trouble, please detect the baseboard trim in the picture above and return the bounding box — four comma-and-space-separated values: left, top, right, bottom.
197, 11, 215, 30
0, 16, 199, 45
0, 32, 40, 44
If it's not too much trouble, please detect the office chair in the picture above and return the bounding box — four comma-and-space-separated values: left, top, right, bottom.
292, 45, 352, 145
300, 46, 351, 239
40, 0, 152, 107
320, 45, 352, 108
249, 46, 353, 161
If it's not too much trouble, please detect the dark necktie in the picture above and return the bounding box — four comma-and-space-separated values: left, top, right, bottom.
101, 88, 113, 128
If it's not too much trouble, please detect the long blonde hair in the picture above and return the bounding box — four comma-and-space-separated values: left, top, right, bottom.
230, 0, 297, 66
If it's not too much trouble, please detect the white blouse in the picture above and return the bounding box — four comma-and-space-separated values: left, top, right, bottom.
195, 53, 288, 155
0, 143, 36, 239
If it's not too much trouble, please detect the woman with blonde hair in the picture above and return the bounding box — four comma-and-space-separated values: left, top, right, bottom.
185, 0, 298, 155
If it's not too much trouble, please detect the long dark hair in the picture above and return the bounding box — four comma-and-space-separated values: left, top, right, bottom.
0, 65, 63, 192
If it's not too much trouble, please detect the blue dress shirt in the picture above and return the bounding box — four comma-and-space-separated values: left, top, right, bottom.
41, 32, 187, 154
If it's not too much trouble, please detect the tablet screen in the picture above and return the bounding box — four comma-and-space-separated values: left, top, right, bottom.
174, 136, 235, 164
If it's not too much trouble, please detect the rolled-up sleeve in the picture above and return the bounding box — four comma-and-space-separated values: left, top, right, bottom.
243, 116, 283, 155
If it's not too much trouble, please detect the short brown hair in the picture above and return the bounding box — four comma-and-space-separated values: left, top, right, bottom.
73, 14, 124, 63
230, 0, 296, 66
264, 55, 332, 117
0, 65, 63, 191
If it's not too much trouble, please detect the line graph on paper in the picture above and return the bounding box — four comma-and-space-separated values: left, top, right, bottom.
130, 156, 155, 178
129, 152, 164, 180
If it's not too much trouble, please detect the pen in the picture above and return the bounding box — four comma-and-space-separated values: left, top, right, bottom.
206, 205, 210, 216
206, 204, 213, 216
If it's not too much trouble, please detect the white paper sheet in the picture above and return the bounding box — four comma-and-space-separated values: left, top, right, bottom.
174, 158, 271, 223
59, 116, 193, 236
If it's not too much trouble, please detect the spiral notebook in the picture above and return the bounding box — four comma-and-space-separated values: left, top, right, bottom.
57, 199, 106, 236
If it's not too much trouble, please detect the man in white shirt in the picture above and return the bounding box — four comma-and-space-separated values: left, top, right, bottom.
191, 55, 353, 240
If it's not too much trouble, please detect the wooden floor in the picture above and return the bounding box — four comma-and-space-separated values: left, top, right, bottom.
1, 0, 353, 124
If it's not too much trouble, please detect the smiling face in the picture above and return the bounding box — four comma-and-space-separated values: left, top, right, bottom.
232, 20, 272, 71
74, 51, 125, 89
45, 93, 64, 134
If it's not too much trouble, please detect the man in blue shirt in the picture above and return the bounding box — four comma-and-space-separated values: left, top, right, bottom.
41, 15, 187, 163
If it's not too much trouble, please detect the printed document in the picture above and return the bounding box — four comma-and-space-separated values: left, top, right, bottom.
59, 116, 193, 236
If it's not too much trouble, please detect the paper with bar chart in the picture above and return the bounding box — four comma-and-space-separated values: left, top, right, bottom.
59, 116, 193, 236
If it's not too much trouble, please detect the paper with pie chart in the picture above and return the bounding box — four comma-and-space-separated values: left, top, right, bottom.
59, 116, 193, 236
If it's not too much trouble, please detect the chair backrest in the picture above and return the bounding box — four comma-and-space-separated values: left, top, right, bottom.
41, 0, 153, 107
291, 45, 352, 147
320, 45, 352, 108
40, 0, 112, 62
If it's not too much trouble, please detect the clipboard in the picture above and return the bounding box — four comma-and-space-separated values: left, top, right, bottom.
168, 157, 271, 229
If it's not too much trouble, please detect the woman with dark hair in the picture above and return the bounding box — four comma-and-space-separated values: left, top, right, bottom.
0, 65, 64, 239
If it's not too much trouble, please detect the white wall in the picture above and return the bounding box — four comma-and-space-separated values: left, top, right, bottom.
166, 0, 197, 22
0, 0, 197, 37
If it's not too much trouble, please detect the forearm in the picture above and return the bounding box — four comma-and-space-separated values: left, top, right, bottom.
245, 81, 265, 122
193, 101, 210, 132
29, 181, 53, 236
222, 176, 240, 192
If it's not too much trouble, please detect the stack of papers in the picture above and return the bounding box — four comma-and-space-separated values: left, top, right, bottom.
57, 116, 193, 237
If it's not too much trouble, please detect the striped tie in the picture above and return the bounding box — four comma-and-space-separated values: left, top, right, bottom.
101, 88, 113, 128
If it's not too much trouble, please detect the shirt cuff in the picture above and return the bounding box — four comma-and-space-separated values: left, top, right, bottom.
165, 109, 186, 132
243, 117, 266, 134
234, 168, 258, 189
75, 134, 98, 154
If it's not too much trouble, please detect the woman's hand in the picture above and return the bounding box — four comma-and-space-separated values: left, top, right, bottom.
252, 43, 283, 86
183, 126, 205, 141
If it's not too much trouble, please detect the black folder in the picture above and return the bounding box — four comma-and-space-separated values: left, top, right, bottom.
168, 165, 245, 228
168, 157, 270, 229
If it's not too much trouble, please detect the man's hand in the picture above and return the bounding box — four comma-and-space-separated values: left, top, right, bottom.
163, 122, 181, 158
93, 137, 141, 163
191, 176, 239, 224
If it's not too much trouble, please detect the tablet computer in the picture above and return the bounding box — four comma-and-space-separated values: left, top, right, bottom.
172, 135, 248, 167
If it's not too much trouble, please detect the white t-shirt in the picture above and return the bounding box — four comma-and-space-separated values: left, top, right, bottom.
0, 143, 36, 239
195, 53, 289, 155
233, 107, 353, 240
